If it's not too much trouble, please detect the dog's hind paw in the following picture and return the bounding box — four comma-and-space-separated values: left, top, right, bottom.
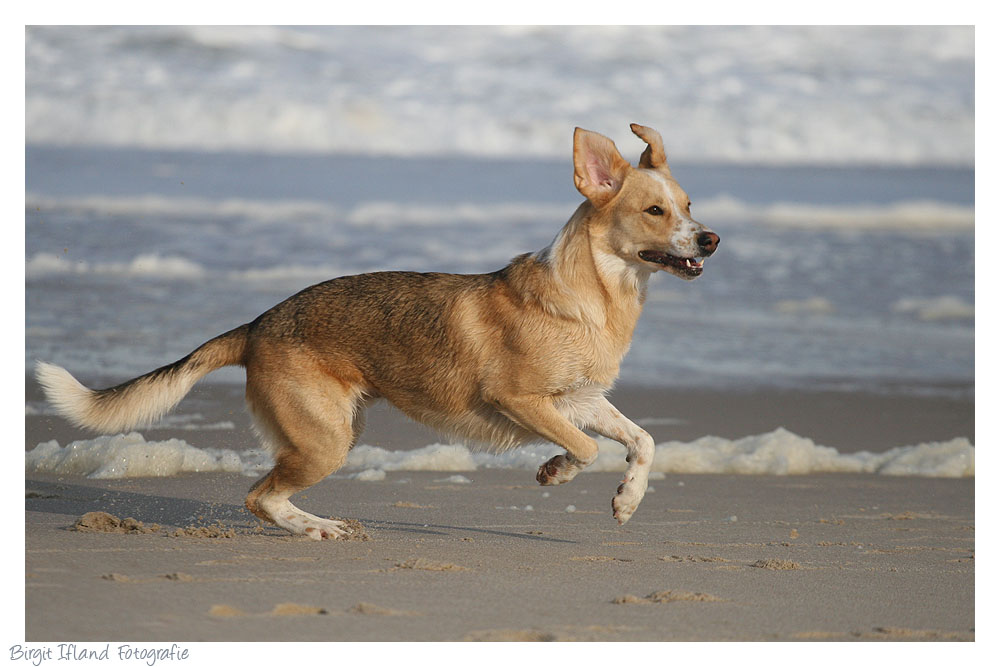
301, 519, 348, 541
303, 525, 345, 541
277, 511, 349, 541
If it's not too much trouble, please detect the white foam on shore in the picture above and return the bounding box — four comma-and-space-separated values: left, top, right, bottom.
25, 433, 272, 479
26, 428, 974, 480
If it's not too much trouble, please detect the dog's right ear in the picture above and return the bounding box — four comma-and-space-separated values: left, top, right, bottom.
573, 128, 631, 207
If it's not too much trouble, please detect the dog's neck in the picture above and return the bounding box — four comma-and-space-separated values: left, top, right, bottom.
520, 202, 650, 333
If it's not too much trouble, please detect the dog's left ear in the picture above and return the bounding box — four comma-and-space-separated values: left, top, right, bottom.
630, 123, 671, 176
573, 128, 632, 208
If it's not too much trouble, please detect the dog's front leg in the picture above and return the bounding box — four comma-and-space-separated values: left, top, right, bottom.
588, 398, 656, 525
489, 394, 600, 486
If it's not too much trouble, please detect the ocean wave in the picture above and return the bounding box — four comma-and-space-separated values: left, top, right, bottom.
891, 296, 975, 321
26, 428, 974, 480
772, 297, 836, 315
26, 193, 570, 227
28, 193, 972, 236
25, 193, 344, 222
26, 26, 972, 166
344, 201, 571, 228
697, 195, 973, 231
26, 252, 207, 280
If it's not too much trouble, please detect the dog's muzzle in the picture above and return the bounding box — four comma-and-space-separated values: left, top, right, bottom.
638, 231, 720, 278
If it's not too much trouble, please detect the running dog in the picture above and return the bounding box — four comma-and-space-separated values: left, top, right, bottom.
37, 124, 719, 539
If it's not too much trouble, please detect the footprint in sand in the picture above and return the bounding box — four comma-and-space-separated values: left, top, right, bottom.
209, 601, 413, 618
209, 603, 329, 617
612, 590, 724, 604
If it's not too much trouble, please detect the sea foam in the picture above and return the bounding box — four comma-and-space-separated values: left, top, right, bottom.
25, 428, 974, 480
25, 433, 272, 479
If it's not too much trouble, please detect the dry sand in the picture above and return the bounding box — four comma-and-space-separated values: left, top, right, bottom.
23, 382, 974, 642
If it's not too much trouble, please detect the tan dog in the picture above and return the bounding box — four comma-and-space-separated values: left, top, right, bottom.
37, 124, 719, 540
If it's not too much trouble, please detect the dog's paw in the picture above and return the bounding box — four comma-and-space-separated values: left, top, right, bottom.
611, 475, 647, 525
303, 525, 346, 541
536, 454, 578, 486
295, 517, 348, 541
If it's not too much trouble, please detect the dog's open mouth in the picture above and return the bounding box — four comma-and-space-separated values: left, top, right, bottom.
638, 250, 705, 277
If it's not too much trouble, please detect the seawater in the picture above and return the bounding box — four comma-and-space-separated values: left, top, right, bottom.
26, 147, 973, 396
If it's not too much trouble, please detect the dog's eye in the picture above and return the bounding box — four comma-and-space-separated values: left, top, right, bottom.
687, 201, 692, 211
644, 206, 664, 216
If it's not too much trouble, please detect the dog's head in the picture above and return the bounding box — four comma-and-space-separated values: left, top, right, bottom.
573, 124, 719, 281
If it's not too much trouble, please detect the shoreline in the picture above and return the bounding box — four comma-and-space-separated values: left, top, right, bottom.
26, 378, 975, 455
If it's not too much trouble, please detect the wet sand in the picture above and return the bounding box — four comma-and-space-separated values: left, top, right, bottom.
23, 381, 974, 642
24, 470, 974, 642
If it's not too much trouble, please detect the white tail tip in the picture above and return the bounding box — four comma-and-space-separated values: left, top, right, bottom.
35, 361, 96, 428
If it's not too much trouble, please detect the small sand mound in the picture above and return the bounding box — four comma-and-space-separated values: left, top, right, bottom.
465, 629, 561, 641
171, 522, 237, 539
270, 603, 328, 616
333, 517, 371, 541
395, 557, 468, 571
750, 558, 801, 570
209, 603, 328, 618
208, 605, 247, 617
662, 554, 730, 563
73, 511, 160, 534
613, 590, 723, 604
349, 602, 409, 616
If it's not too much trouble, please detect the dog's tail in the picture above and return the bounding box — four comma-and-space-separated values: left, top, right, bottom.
35, 324, 251, 434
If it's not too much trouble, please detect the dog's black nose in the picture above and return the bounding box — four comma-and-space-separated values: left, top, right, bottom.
697, 231, 720, 255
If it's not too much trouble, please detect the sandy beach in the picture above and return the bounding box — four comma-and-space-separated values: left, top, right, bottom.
24, 382, 974, 642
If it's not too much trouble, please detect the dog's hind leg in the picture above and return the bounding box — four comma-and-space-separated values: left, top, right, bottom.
587, 397, 655, 526
244, 370, 365, 540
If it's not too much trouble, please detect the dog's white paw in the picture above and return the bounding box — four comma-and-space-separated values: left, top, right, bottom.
612, 474, 647, 525
280, 512, 348, 540
302, 519, 349, 541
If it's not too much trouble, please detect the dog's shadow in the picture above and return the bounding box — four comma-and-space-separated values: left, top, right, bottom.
25, 479, 576, 543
